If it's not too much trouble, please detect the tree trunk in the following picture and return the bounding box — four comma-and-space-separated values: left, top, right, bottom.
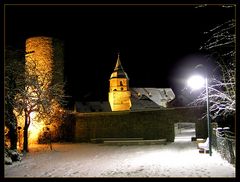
9, 122, 18, 150
6, 103, 18, 150
23, 112, 30, 152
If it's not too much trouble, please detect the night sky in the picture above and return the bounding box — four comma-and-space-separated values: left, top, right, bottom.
5, 4, 235, 106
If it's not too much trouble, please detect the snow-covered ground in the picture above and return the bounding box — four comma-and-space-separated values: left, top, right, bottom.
5, 127, 235, 178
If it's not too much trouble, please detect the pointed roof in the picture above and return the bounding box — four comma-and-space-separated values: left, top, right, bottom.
110, 53, 129, 79
114, 53, 123, 71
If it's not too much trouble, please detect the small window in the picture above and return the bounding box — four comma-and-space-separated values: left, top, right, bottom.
120, 81, 123, 86
121, 87, 123, 91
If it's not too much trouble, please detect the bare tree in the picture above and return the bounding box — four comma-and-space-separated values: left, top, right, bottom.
13, 57, 65, 152
190, 19, 236, 120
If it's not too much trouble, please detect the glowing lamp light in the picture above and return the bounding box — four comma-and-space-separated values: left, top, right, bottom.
187, 75, 205, 90
28, 111, 45, 144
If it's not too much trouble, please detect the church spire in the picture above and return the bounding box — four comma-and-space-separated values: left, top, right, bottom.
114, 52, 123, 71
110, 51, 129, 79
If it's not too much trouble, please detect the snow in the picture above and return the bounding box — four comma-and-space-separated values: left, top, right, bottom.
4, 127, 235, 178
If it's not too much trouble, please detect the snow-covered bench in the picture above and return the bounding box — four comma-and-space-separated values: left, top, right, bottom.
198, 137, 209, 153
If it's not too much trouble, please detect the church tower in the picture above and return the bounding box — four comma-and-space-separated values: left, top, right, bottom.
109, 53, 131, 111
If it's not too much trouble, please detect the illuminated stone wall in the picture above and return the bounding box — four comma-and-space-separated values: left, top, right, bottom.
26, 37, 53, 87
25, 36, 64, 86
109, 90, 132, 111
109, 78, 129, 91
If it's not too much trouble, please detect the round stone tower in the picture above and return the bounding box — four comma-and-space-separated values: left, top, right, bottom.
24, 36, 64, 144
25, 36, 64, 87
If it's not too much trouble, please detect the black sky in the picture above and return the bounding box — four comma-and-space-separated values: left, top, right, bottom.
5, 4, 235, 105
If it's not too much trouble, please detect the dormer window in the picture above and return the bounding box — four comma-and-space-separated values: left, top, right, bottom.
137, 92, 141, 97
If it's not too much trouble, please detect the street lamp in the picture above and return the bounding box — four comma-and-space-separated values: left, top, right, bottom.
187, 73, 212, 156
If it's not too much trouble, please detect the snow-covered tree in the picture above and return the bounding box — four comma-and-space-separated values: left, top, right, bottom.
190, 19, 236, 120
6, 51, 65, 152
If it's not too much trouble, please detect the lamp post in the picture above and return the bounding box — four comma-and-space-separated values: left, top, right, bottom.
187, 73, 212, 156
205, 77, 212, 156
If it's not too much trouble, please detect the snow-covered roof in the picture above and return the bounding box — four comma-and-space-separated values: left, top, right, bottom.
75, 88, 175, 112
130, 88, 175, 108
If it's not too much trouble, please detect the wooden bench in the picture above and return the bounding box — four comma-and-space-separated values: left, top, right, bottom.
196, 138, 206, 149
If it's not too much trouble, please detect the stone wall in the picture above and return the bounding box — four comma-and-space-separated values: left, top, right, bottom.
70, 106, 207, 142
